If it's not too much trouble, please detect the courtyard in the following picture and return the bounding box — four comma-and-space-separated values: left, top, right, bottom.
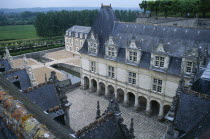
67, 88, 167, 139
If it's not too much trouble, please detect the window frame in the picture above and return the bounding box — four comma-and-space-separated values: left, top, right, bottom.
108, 66, 115, 78
128, 50, 137, 63
91, 61, 96, 73
186, 61, 194, 74
128, 72, 136, 85
107, 46, 115, 57
152, 78, 163, 93
154, 56, 165, 68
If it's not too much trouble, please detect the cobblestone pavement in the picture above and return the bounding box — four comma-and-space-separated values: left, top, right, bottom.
67, 88, 167, 139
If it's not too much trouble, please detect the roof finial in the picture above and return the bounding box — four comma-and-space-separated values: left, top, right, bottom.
129, 118, 135, 139
96, 101, 101, 119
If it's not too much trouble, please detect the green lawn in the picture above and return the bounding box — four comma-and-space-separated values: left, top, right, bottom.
0, 25, 39, 41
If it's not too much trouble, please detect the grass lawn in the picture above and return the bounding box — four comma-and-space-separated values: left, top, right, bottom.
0, 25, 39, 41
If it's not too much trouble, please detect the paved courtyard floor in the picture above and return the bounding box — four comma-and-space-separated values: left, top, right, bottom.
67, 88, 167, 139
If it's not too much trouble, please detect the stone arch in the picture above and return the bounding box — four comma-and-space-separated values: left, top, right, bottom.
84, 76, 89, 90
107, 85, 115, 97
150, 100, 160, 116
127, 92, 135, 107
99, 82, 105, 95
91, 79, 97, 93
117, 88, 124, 102
138, 96, 147, 111
163, 105, 171, 116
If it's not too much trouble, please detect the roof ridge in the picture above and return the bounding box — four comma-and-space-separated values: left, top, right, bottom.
183, 87, 210, 100
75, 112, 114, 137
22, 81, 54, 93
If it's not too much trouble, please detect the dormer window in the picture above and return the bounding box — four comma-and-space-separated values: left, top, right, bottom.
69, 32, 71, 36
129, 51, 137, 62
80, 33, 83, 38
186, 61, 194, 74
89, 42, 97, 53
108, 47, 115, 57
154, 56, 165, 68
75, 33, 78, 37
88, 32, 99, 55
66, 31, 68, 35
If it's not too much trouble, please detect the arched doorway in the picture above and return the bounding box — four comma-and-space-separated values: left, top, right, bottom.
151, 100, 160, 116
91, 79, 97, 93
84, 76, 89, 90
99, 82, 105, 95
164, 105, 171, 116
117, 88, 124, 102
139, 96, 147, 111
107, 85, 115, 98
128, 92, 135, 107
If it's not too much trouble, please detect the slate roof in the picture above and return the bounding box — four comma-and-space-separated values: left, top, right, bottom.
175, 90, 210, 134
24, 83, 60, 111
201, 61, 210, 81
0, 59, 12, 72
66, 25, 91, 34
3, 69, 31, 90
79, 5, 210, 77
78, 115, 127, 139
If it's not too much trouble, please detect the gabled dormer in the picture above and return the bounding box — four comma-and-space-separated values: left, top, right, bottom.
105, 35, 118, 59
126, 36, 141, 64
87, 31, 99, 55
150, 40, 170, 70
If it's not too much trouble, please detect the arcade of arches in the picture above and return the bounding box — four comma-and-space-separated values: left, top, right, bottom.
82, 76, 171, 120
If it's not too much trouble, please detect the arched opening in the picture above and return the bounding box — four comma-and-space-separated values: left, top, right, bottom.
99, 82, 105, 95
138, 96, 147, 111
84, 76, 89, 90
128, 92, 135, 107
107, 85, 115, 97
151, 100, 160, 116
117, 88, 124, 102
164, 105, 171, 116
91, 79, 97, 93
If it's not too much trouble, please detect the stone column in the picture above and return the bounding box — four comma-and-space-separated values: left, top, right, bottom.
123, 93, 129, 107
114, 88, 118, 100
134, 95, 140, 111
105, 84, 109, 98
158, 103, 164, 121
97, 81, 100, 95
89, 79, 92, 93
145, 100, 151, 116
80, 77, 85, 90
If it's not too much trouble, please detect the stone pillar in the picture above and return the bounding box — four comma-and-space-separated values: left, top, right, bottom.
114, 88, 118, 100
97, 81, 100, 95
158, 104, 164, 121
123, 93, 129, 107
64, 102, 71, 128
80, 76, 85, 90
89, 79, 92, 93
134, 95, 140, 111
105, 85, 109, 98
145, 100, 151, 116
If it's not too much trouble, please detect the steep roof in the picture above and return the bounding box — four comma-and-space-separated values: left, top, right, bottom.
67, 25, 91, 34
3, 69, 31, 90
23, 83, 61, 111
175, 90, 210, 134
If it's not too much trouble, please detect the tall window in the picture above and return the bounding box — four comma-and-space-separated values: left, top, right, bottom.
128, 72, 136, 85
108, 66, 115, 78
69, 38, 72, 44
80, 40, 83, 47
108, 47, 115, 57
91, 61, 96, 72
76, 40, 79, 46
152, 78, 162, 93
85, 34, 87, 39
76, 47, 79, 52
155, 56, 165, 68
186, 61, 193, 74
129, 51, 137, 62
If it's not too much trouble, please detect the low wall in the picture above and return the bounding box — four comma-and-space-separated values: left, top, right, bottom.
54, 63, 80, 73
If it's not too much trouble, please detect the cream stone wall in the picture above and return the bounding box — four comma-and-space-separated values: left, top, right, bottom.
65, 36, 85, 54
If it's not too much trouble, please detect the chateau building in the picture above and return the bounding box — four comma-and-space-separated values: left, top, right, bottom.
79, 5, 210, 120
65, 25, 91, 54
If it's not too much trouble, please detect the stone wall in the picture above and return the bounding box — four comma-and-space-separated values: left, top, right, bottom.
55, 63, 80, 73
